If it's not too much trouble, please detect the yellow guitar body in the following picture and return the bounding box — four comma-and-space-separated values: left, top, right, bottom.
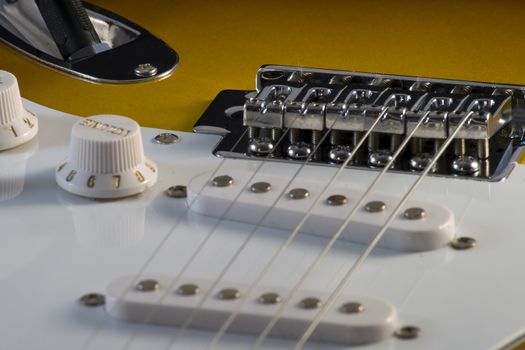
2, 0, 525, 132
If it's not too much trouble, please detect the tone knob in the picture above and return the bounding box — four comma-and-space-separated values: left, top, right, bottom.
56, 115, 158, 198
0, 70, 38, 151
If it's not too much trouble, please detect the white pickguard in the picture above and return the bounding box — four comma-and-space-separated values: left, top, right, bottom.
1, 99, 525, 350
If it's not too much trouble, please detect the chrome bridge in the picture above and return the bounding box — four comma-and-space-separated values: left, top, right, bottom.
194, 65, 525, 180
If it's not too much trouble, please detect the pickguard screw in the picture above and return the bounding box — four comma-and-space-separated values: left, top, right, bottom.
450, 237, 476, 250
134, 63, 158, 77
394, 325, 421, 339
154, 133, 179, 145
166, 185, 187, 198
136, 279, 160, 292
79, 293, 105, 307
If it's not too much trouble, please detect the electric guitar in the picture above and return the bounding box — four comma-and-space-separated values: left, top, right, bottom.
2, 1, 525, 349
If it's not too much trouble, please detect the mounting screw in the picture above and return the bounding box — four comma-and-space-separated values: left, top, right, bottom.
450, 237, 476, 250
134, 63, 158, 77
79, 293, 105, 307
166, 185, 187, 198
153, 133, 179, 145
394, 325, 421, 340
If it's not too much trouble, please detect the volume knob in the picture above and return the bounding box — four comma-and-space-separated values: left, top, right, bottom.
0, 70, 38, 151
56, 115, 158, 198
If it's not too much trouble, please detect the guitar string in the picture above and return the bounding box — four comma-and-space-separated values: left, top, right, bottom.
249, 109, 435, 349
118, 93, 353, 350
80, 126, 251, 350
161, 107, 390, 350
204, 106, 399, 349
118, 120, 296, 350
292, 111, 473, 349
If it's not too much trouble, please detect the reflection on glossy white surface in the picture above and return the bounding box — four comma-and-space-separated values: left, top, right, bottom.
0, 135, 38, 201
2, 99, 525, 350
57, 190, 147, 247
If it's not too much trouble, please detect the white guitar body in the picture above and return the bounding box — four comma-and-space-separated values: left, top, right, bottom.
2, 98, 525, 350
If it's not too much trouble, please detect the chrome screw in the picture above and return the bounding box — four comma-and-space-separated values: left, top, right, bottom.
154, 133, 179, 145
450, 237, 476, 250
134, 63, 158, 77
213, 175, 233, 187
166, 185, 187, 198
451, 156, 480, 175
394, 326, 421, 340
79, 293, 105, 307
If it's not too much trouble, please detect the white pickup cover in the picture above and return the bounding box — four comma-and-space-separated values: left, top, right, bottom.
106, 276, 398, 346
188, 169, 455, 252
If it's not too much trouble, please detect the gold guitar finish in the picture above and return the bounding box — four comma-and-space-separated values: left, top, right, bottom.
1, 1, 525, 348
2, 0, 525, 133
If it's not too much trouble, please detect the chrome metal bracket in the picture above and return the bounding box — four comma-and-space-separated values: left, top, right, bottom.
0, 0, 178, 83
194, 65, 525, 182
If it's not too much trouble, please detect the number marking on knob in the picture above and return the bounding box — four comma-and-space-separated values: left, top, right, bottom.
135, 171, 145, 183
66, 170, 77, 182
145, 163, 157, 173
113, 175, 121, 189
23, 118, 34, 128
87, 176, 96, 188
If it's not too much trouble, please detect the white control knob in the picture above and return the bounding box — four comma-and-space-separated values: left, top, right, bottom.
0, 70, 38, 151
56, 115, 158, 198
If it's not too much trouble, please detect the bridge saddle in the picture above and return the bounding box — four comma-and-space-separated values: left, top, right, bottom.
194, 65, 524, 180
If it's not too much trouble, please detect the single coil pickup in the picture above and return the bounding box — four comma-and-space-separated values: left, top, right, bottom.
106, 276, 398, 346
188, 169, 455, 252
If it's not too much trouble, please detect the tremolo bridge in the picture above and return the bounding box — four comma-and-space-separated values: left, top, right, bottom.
194, 65, 525, 180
